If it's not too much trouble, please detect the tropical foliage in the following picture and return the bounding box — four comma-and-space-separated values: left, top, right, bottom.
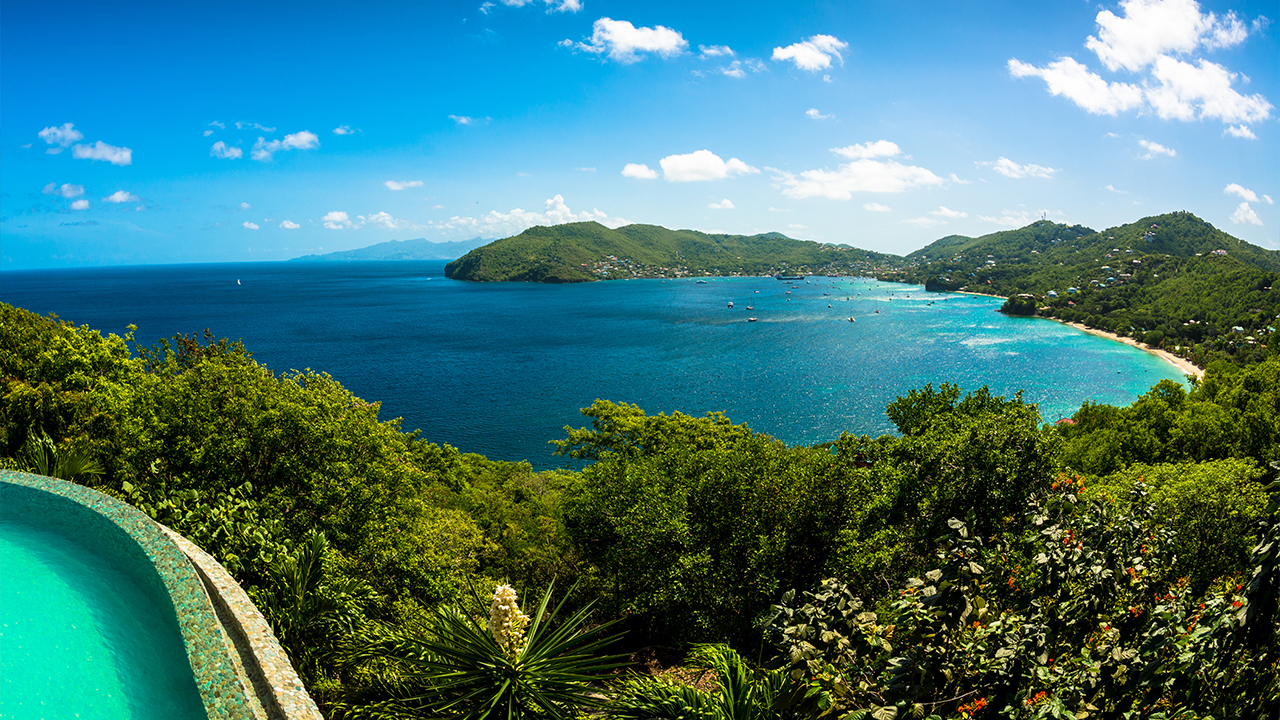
3, 300, 1277, 716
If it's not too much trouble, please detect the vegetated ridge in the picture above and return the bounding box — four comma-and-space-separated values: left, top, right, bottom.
290, 236, 490, 262
443, 221, 900, 282
881, 211, 1280, 368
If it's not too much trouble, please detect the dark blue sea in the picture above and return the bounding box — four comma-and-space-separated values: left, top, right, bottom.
1, 262, 1187, 468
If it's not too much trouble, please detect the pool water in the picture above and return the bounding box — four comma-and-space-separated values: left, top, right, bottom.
0, 514, 207, 720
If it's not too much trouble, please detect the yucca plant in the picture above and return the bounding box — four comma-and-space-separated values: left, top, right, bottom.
608, 644, 787, 720
343, 583, 627, 719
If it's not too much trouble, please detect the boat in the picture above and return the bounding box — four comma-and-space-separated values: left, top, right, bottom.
746, 306, 754, 310
776, 274, 803, 280
747, 317, 757, 322
848, 317, 856, 322
728, 302, 734, 308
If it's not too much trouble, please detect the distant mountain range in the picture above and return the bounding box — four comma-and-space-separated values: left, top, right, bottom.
289, 237, 490, 262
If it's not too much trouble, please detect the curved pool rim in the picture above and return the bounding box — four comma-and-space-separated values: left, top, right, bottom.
0, 469, 255, 719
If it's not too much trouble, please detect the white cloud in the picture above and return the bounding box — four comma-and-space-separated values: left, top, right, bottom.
806, 108, 830, 120
385, 180, 424, 190
1085, 0, 1246, 73
1224, 183, 1259, 202
985, 157, 1058, 179
428, 194, 629, 237
209, 121, 226, 130
1230, 201, 1262, 225
104, 190, 140, 203
72, 141, 132, 166
323, 211, 352, 229
774, 143, 944, 200
238, 201, 252, 210
333, 125, 354, 135
251, 131, 319, 161
280, 220, 301, 229
70, 199, 90, 210
949, 173, 971, 185
1145, 55, 1273, 123
359, 212, 399, 230
1008, 57, 1144, 115
39, 123, 83, 150
43, 182, 84, 198
708, 198, 735, 209
699, 44, 734, 57
244, 221, 260, 230
204, 130, 214, 137
1105, 184, 1130, 193
563, 17, 687, 63
1138, 139, 1177, 158
497, 0, 581, 11
904, 216, 945, 227
713, 58, 765, 78
236, 122, 276, 132
1225, 124, 1257, 139
282, 130, 319, 149
832, 140, 900, 160
449, 115, 477, 125
659, 150, 759, 182
863, 202, 892, 212
622, 163, 658, 179
1009, 0, 1272, 127
210, 141, 243, 159
931, 206, 968, 218
577, 167, 596, 172
772, 34, 848, 72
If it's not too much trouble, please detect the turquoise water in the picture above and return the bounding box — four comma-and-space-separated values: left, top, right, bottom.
0, 515, 206, 720
0, 262, 1187, 467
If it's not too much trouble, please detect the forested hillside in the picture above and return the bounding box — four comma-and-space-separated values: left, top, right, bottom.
444, 221, 898, 282
888, 213, 1280, 367
3, 302, 1277, 718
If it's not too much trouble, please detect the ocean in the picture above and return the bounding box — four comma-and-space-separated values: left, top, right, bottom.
1, 261, 1187, 468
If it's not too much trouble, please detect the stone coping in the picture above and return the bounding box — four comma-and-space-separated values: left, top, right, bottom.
0, 470, 256, 719
160, 525, 324, 720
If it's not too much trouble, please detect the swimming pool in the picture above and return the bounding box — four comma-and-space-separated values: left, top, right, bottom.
0, 471, 255, 720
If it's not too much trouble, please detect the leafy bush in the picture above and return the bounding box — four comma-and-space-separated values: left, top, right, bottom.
762, 478, 1280, 719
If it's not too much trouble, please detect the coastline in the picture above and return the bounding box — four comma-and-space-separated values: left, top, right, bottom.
1055, 319, 1204, 380
942, 288, 1203, 380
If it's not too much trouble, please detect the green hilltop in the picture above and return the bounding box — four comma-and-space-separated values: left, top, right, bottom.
884, 211, 1280, 367
443, 221, 899, 282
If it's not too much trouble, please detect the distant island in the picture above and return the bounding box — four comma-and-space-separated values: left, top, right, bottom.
443, 221, 899, 282
289, 236, 491, 262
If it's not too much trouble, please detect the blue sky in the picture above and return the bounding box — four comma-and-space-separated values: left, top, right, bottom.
2, 0, 1276, 269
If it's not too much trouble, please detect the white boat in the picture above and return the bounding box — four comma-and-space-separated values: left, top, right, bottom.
728, 302, 733, 308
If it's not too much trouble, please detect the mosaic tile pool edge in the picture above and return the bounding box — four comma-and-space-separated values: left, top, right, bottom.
162, 525, 325, 720
0, 470, 256, 720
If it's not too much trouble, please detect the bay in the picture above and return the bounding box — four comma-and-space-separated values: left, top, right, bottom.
1, 261, 1187, 468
